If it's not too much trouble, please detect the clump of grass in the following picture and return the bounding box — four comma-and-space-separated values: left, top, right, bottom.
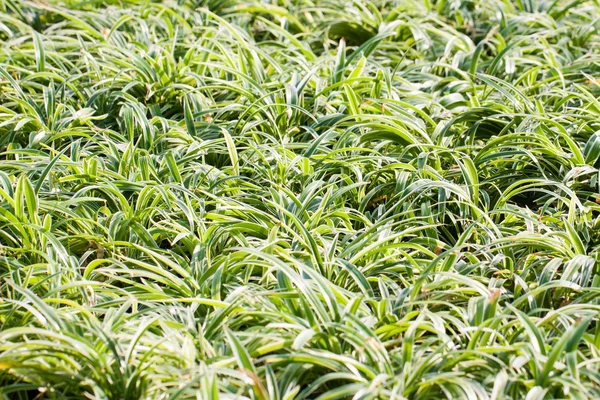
1, 0, 600, 398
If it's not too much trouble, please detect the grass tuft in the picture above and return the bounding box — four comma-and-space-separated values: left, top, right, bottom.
1, 0, 600, 398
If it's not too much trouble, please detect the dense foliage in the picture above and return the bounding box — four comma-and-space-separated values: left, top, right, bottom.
2, 0, 600, 398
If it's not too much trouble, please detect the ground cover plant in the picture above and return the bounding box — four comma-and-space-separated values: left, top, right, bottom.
1, 0, 600, 398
